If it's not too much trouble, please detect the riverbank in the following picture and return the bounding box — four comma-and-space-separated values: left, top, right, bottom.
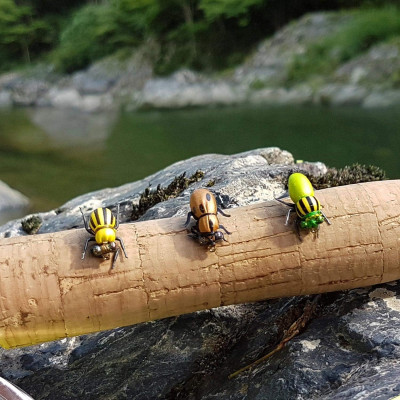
1, 11, 400, 112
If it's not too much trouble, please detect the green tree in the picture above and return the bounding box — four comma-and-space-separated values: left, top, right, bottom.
199, 0, 265, 24
0, 0, 51, 65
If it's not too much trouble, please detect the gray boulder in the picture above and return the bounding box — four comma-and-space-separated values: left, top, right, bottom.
0, 181, 29, 225
0, 147, 399, 400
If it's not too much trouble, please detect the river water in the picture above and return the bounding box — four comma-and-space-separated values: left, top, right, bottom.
0, 104, 399, 216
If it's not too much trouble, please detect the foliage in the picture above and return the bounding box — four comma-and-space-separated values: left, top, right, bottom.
2, 0, 400, 74
0, 0, 54, 67
52, 4, 119, 72
288, 6, 400, 82
199, 0, 264, 25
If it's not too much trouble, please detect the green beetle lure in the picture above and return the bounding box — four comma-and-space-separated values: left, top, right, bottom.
277, 172, 331, 238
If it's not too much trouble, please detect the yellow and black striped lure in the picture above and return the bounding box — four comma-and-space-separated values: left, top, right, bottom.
80, 205, 128, 269
277, 172, 331, 235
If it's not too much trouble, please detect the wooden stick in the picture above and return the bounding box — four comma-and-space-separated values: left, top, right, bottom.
0, 180, 399, 349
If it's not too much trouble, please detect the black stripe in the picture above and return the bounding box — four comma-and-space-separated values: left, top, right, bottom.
93, 209, 101, 226
297, 199, 308, 216
306, 196, 317, 212
198, 213, 217, 220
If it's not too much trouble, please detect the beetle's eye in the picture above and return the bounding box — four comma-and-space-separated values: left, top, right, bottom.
199, 204, 205, 213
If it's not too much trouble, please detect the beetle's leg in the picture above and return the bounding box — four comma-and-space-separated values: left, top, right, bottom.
82, 237, 96, 259
321, 211, 332, 225
190, 224, 200, 234
285, 208, 293, 225
116, 237, 128, 258
80, 207, 93, 235
219, 224, 231, 235
220, 232, 228, 242
184, 211, 193, 227
217, 207, 231, 217
115, 203, 121, 229
275, 198, 293, 207
111, 247, 120, 270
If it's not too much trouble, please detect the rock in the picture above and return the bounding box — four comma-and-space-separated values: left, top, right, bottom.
1, 147, 399, 399
315, 84, 369, 106
248, 86, 313, 105
234, 12, 352, 87
334, 43, 400, 86
0, 147, 296, 238
2, 11, 400, 110
10, 79, 50, 107
363, 90, 400, 108
0, 90, 12, 107
0, 181, 29, 225
137, 70, 246, 109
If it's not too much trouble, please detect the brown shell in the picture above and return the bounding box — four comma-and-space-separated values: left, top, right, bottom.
198, 214, 219, 234
190, 189, 218, 219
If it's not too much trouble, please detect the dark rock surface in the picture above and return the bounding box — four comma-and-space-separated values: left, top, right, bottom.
0, 147, 399, 400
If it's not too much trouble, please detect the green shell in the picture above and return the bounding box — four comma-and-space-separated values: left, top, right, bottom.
288, 173, 314, 203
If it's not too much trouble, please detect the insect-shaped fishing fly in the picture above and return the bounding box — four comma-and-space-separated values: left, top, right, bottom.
276, 172, 331, 239
184, 188, 231, 248
80, 205, 128, 269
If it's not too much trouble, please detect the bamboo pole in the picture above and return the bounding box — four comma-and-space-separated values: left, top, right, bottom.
0, 180, 399, 349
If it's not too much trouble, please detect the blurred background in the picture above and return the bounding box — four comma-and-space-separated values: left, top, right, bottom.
0, 0, 400, 223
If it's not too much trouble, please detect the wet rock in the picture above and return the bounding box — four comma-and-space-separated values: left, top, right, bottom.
137, 70, 246, 109
2, 12, 400, 110
0, 181, 29, 225
248, 86, 313, 105
334, 43, 400, 86
0, 147, 296, 237
0, 90, 11, 107
315, 84, 369, 106
363, 90, 400, 108
0, 147, 399, 399
234, 12, 352, 87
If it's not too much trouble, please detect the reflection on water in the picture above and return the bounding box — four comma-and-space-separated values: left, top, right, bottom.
0, 105, 399, 215
28, 108, 116, 151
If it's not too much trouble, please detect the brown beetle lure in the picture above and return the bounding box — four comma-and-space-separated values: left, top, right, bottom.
184, 188, 231, 248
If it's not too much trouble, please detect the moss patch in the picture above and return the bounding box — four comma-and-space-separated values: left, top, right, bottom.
131, 170, 204, 221
21, 215, 43, 234
309, 163, 386, 189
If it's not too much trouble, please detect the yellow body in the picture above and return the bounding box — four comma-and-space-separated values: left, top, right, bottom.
89, 208, 117, 243
288, 173, 314, 204
95, 227, 116, 244
295, 196, 321, 218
